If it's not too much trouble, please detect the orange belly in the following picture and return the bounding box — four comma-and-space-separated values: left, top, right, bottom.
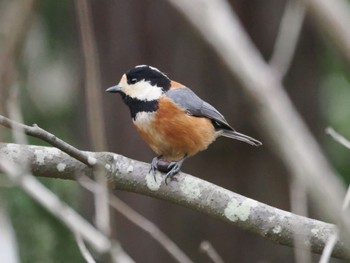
134, 97, 217, 161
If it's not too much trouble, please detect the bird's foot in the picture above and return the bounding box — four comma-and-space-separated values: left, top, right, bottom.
150, 155, 187, 184
164, 155, 187, 184
165, 161, 182, 185
149, 155, 162, 181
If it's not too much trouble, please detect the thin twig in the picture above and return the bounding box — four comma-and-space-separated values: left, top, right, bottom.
78, 176, 194, 263
319, 232, 339, 263
0, 0, 38, 115
75, 233, 96, 263
0, 115, 97, 167
269, 0, 306, 79
320, 129, 350, 262
75, 0, 107, 151
325, 127, 350, 150
290, 178, 312, 263
199, 241, 224, 263
75, 0, 110, 237
7, 86, 28, 146
342, 186, 350, 211
318, 184, 350, 263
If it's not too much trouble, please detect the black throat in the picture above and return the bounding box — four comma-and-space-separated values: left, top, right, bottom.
121, 94, 159, 119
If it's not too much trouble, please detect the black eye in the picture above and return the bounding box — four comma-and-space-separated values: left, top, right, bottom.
130, 78, 137, 84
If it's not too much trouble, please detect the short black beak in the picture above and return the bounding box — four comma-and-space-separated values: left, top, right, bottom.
106, 85, 122, 93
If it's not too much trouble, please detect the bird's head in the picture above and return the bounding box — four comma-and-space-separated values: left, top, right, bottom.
106, 65, 171, 101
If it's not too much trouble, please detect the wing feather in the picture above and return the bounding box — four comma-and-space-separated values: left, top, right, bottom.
165, 88, 233, 130
165, 87, 262, 146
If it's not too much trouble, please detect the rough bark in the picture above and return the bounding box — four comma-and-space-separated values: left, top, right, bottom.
0, 143, 347, 260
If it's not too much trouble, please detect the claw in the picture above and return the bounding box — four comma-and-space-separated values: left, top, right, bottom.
150, 155, 187, 184
164, 155, 187, 184
150, 155, 162, 182
165, 162, 182, 184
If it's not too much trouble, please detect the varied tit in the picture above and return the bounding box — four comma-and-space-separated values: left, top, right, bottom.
106, 65, 262, 183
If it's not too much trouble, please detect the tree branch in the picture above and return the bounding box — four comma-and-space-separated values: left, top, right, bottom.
0, 0, 38, 115
0, 143, 348, 260
75, 0, 110, 239
199, 241, 224, 263
300, 0, 350, 64
269, 0, 306, 79
0, 201, 19, 263
320, 129, 350, 262
0, 115, 96, 167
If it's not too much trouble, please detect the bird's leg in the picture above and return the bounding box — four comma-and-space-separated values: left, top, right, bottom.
165, 155, 187, 185
150, 155, 162, 181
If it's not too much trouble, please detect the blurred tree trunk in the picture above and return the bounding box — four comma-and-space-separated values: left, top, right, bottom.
83, 0, 323, 262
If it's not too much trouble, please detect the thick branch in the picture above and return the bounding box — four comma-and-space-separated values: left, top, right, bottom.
0, 143, 347, 260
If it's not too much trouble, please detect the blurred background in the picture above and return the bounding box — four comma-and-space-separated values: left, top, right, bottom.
1, 0, 350, 262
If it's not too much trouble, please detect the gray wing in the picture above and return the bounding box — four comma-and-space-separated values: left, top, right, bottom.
165, 88, 233, 131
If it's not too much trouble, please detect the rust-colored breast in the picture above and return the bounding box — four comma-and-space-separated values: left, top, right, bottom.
152, 97, 216, 161
133, 96, 217, 162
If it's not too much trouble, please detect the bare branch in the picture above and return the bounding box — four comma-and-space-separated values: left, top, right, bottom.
75, 234, 96, 263
75, 0, 107, 152
75, 0, 110, 237
199, 241, 224, 263
0, 202, 19, 263
0, 0, 38, 114
0, 115, 96, 167
319, 187, 350, 263
269, 0, 306, 79
325, 127, 350, 151
319, 233, 339, 263
300, 0, 350, 63
320, 128, 350, 262
290, 178, 312, 263
0, 143, 348, 260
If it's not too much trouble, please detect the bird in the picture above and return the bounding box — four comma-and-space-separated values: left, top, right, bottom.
106, 65, 262, 183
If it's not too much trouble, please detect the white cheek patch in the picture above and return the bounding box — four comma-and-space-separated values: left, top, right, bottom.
124, 80, 163, 101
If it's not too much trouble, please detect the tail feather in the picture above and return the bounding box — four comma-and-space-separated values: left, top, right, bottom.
221, 130, 262, 146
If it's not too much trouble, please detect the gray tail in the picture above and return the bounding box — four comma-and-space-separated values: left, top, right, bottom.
221, 130, 262, 146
